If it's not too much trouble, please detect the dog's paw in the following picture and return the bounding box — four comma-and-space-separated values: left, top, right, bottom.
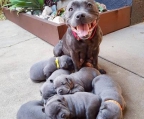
99, 69, 106, 74
84, 62, 94, 67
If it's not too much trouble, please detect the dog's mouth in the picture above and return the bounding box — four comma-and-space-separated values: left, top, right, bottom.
71, 20, 97, 39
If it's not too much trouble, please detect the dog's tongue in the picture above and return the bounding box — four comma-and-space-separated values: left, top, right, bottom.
77, 24, 89, 37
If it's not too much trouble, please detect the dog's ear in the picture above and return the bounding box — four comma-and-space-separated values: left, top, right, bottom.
66, 77, 72, 84
57, 95, 65, 102
65, 77, 74, 89
61, 61, 67, 69
42, 107, 45, 113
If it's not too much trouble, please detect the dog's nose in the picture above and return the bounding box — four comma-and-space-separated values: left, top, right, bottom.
76, 13, 85, 20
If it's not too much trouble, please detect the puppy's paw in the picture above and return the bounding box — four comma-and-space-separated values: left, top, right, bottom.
99, 69, 106, 74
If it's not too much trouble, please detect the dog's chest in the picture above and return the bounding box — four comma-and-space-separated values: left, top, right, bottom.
72, 40, 87, 52
86, 36, 99, 50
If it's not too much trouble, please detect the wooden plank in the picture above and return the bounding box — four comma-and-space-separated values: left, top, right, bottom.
99, 6, 131, 35
3, 8, 62, 46
3, 6, 131, 45
131, 0, 144, 25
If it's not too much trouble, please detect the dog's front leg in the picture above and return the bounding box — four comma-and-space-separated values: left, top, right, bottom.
93, 48, 106, 74
93, 47, 99, 69
53, 40, 63, 56
70, 50, 80, 71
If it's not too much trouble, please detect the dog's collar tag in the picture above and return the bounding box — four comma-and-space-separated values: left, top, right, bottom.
55, 57, 60, 69
105, 100, 123, 110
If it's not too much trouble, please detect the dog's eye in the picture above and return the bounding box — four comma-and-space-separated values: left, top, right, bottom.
61, 113, 66, 118
69, 8, 73, 11
87, 3, 92, 8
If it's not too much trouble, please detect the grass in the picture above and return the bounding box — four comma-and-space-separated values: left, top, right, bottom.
0, 8, 6, 20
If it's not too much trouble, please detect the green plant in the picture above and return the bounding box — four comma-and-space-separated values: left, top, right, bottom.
0, 0, 9, 20
0, 0, 9, 8
4, 0, 44, 13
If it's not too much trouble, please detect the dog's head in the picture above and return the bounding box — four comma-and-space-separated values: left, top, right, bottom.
52, 75, 74, 95
59, 55, 74, 71
40, 81, 56, 104
97, 101, 123, 119
42, 95, 71, 119
64, 0, 99, 40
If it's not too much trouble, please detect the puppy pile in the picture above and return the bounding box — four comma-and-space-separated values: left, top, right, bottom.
17, 0, 126, 119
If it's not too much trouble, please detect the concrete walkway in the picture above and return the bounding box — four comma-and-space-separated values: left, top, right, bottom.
0, 20, 144, 119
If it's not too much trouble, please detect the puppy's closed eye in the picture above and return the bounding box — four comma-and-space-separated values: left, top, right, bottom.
100, 104, 107, 110
57, 99, 62, 102
61, 82, 66, 85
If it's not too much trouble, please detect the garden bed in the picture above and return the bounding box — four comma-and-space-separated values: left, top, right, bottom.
3, 6, 131, 46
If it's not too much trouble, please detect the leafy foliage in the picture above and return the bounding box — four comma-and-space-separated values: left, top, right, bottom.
0, 0, 9, 8
4, 0, 44, 13
0, 0, 9, 20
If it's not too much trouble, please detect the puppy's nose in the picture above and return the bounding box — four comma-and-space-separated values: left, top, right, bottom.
76, 13, 85, 20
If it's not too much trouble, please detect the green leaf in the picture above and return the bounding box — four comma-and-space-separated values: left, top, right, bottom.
37, 0, 44, 7
6, 0, 44, 12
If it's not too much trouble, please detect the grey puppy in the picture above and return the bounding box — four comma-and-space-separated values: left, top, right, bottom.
52, 67, 100, 95
92, 75, 126, 119
43, 92, 101, 119
30, 55, 73, 82
40, 69, 71, 103
53, 0, 105, 74
17, 100, 47, 119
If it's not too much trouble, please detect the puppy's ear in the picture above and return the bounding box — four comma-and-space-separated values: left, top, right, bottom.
66, 78, 72, 84
57, 95, 65, 102
42, 108, 45, 113
61, 62, 67, 69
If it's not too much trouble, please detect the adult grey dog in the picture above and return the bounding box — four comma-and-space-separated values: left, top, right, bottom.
43, 92, 101, 119
30, 55, 73, 82
17, 100, 46, 119
92, 75, 126, 119
53, 0, 105, 74
40, 69, 71, 103
52, 67, 100, 95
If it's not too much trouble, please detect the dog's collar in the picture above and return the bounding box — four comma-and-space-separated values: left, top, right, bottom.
55, 57, 60, 69
72, 25, 97, 41
105, 100, 122, 110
